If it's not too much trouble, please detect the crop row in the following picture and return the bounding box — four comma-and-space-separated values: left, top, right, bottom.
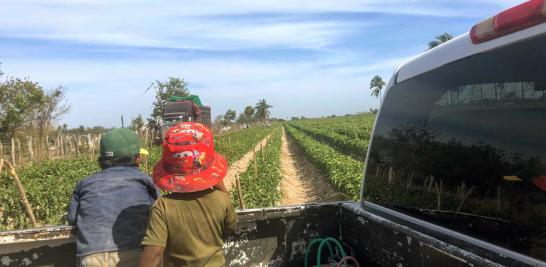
285, 125, 363, 200
231, 128, 283, 209
292, 114, 375, 139
214, 126, 274, 164
289, 123, 369, 161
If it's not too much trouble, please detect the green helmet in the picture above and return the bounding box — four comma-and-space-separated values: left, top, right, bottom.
100, 128, 140, 159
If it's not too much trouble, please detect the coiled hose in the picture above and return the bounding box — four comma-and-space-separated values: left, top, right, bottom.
304, 237, 360, 267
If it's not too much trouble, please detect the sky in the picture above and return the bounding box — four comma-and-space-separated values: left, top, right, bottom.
0, 0, 521, 128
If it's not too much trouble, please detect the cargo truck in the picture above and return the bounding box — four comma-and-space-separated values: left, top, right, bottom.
1, 1, 545, 266
158, 95, 212, 140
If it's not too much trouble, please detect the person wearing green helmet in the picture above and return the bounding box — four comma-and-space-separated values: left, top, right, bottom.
67, 128, 160, 267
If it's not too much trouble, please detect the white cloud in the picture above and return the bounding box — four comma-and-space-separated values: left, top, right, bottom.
0, 0, 514, 51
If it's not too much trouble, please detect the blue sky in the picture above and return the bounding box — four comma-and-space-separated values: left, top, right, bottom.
0, 0, 520, 127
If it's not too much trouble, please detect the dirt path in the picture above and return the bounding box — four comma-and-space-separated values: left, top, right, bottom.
224, 135, 271, 191
280, 128, 343, 205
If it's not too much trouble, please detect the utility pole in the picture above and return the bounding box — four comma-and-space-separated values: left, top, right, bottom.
121, 115, 125, 128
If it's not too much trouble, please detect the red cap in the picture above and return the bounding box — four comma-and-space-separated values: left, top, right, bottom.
152, 122, 227, 193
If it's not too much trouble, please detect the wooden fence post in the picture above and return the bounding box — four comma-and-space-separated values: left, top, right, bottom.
75, 135, 80, 158
68, 136, 74, 157
87, 134, 92, 159
5, 160, 38, 228
33, 136, 39, 162
236, 175, 245, 209
253, 156, 258, 179
28, 136, 34, 161
16, 139, 21, 163
11, 138, 16, 168
60, 135, 65, 159
45, 136, 50, 160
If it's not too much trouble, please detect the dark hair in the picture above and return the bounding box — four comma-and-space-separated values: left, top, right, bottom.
99, 154, 139, 169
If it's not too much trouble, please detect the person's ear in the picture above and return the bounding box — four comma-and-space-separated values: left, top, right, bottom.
135, 154, 142, 167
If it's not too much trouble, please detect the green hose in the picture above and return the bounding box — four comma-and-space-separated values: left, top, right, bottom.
317, 237, 347, 266
304, 237, 347, 267
304, 239, 334, 267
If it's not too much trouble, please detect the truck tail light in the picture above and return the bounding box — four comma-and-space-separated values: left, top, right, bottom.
470, 0, 546, 44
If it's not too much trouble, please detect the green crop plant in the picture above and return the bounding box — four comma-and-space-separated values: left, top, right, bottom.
0, 159, 99, 230
285, 125, 364, 200
232, 128, 282, 209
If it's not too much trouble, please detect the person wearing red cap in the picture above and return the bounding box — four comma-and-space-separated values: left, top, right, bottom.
139, 122, 237, 267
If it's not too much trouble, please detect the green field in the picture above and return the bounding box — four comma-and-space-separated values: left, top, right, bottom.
1, 114, 375, 230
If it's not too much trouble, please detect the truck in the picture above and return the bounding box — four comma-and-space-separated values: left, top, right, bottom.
159, 95, 212, 139
1, 1, 545, 266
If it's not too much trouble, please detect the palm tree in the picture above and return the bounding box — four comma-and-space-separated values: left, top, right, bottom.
244, 106, 254, 125
254, 99, 273, 122
428, 33, 453, 50
370, 75, 386, 104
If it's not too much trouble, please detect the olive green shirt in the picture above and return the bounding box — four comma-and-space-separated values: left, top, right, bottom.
141, 189, 237, 267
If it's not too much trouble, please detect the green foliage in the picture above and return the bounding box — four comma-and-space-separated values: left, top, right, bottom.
0, 77, 45, 140
289, 113, 374, 145
254, 99, 273, 121
0, 159, 100, 230
370, 75, 385, 102
148, 77, 190, 120
223, 109, 236, 123
428, 32, 453, 49
232, 128, 282, 208
289, 123, 369, 161
286, 124, 364, 200
214, 126, 274, 164
0, 75, 70, 142
244, 106, 255, 124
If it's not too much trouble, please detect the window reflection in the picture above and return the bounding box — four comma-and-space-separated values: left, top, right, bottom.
364, 36, 546, 260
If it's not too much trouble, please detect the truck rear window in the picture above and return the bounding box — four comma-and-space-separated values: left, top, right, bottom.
363, 34, 546, 260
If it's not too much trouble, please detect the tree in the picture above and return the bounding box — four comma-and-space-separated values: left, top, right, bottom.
236, 113, 247, 124
147, 77, 190, 121
214, 115, 227, 128
428, 33, 453, 49
131, 114, 145, 135
223, 109, 236, 124
370, 75, 386, 104
31, 87, 71, 141
254, 99, 273, 122
243, 106, 255, 125
0, 77, 45, 140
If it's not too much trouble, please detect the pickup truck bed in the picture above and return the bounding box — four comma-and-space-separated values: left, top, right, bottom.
0, 202, 516, 267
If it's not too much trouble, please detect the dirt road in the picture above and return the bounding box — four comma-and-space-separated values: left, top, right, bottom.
279, 128, 343, 205
224, 135, 271, 191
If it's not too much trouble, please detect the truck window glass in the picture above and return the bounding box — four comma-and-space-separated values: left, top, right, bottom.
363, 34, 546, 260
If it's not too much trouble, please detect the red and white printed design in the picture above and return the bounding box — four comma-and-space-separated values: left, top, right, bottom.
152, 122, 227, 193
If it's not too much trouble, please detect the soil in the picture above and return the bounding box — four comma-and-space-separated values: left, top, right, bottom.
224, 135, 271, 191
279, 128, 343, 205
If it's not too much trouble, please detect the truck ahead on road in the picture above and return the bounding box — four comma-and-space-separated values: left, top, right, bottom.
159, 95, 212, 139
1, 1, 545, 266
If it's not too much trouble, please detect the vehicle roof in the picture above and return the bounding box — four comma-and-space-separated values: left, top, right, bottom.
396, 22, 546, 83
